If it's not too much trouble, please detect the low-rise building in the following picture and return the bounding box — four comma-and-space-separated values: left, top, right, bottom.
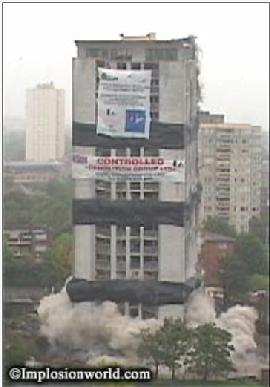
4, 161, 70, 194
4, 226, 49, 259
200, 232, 235, 287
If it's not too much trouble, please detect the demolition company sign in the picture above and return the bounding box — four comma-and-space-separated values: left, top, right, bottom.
97, 68, 151, 139
72, 155, 185, 182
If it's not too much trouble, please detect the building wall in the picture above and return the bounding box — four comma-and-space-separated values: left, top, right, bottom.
200, 238, 235, 287
198, 123, 261, 233
72, 37, 200, 318
26, 83, 65, 162
4, 227, 48, 258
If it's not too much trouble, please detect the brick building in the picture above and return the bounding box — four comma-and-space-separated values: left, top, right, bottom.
200, 232, 235, 286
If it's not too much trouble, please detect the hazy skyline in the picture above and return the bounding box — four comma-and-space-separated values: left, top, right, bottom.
3, 3, 269, 130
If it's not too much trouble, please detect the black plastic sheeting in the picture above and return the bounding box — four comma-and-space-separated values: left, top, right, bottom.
73, 199, 184, 227
66, 277, 201, 305
72, 121, 185, 149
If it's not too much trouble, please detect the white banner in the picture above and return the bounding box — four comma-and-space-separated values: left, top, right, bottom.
97, 68, 151, 139
72, 155, 185, 182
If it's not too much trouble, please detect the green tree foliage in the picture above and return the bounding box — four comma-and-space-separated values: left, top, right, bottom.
188, 323, 235, 381
159, 318, 191, 380
248, 274, 269, 292
221, 255, 250, 307
235, 233, 268, 275
137, 328, 163, 378
204, 217, 236, 237
45, 233, 73, 287
3, 241, 14, 262
137, 320, 235, 381
221, 232, 268, 306
137, 318, 191, 380
3, 233, 73, 289
4, 178, 72, 237
249, 214, 269, 244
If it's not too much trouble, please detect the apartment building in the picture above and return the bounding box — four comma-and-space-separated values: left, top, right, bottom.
4, 226, 48, 259
72, 34, 200, 318
198, 116, 262, 233
26, 82, 65, 162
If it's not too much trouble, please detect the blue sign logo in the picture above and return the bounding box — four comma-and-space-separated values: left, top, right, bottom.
125, 110, 146, 133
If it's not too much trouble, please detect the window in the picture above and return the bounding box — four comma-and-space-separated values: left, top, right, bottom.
130, 227, 140, 237
130, 256, 140, 269
130, 182, 140, 191
116, 148, 126, 157
130, 148, 141, 156
130, 240, 140, 252
131, 191, 140, 200
131, 63, 141, 70
110, 48, 132, 60
144, 191, 158, 200
117, 62, 126, 69
117, 240, 126, 256
129, 304, 139, 318
145, 48, 178, 61
150, 112, 159, 121
95, 148, 111, 156
144, 148, 159, 157
142, 306, 158, 319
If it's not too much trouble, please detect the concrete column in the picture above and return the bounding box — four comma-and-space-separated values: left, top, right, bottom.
159, 225, 185, 283
126, 227, 131, 279
139, 226, 144, 280
74, 225, 95, 280
111, 225, 117, 279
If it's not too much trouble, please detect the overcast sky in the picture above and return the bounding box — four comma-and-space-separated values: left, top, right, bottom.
3, 2, 269, 130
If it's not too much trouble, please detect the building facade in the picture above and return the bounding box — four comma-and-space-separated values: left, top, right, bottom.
199, 231, 235, 286
72, 34, 200, 318
26, 82, 65, 162
4, 226, 48, 259
260, 131, 269, 216
198, 117, 262, 233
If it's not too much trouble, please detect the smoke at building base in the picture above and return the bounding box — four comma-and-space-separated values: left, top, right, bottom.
37, 283, 266, 377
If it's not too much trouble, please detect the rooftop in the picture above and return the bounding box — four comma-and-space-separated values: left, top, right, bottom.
75, 35, 195, 45
200, 123, 259, 129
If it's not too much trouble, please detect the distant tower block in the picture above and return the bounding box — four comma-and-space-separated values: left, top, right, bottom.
26, 82, 65, 162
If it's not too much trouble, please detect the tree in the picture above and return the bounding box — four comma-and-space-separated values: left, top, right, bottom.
248, 274, 269, 292
221, 254, 250, 307
235, 233, 268, 275
204, 217, 236, 237
159, 318, 191, 380
45, 233, 73, 287
137, 328, 163, 378
188, 323, 235, 381
249, 214, 269, 244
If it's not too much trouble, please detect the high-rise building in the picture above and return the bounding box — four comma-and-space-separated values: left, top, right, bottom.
198, 114, 262, 233
72, 34, 200, 319
260, 131, 269, 217
26, 82, 65, 162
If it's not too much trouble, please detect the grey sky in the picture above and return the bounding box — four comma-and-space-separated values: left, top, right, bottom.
3, 2, 269, 130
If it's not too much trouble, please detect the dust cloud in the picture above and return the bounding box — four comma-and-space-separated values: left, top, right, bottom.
38, 285, 262, 375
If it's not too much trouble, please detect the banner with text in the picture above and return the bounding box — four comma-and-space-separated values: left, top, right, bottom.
97, 68, 151, 139
72, 155, 185, 182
